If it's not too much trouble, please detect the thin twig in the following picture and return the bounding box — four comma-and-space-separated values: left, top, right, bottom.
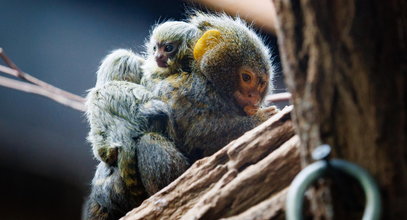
266, 92, 292, 103
0, 73, 86, 112
0, 48, 24, 75
0, 48, 85, 102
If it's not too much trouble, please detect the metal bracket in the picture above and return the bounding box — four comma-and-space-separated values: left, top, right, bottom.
286, 145, 381, 220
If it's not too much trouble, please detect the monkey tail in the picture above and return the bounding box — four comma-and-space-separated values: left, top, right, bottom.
117, 143, 147, 200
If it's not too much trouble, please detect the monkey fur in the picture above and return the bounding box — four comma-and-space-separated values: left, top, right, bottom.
84, 13, 277, 220
86, 20, 198, 194
167, 12, 277, 161
87, 49, 145, 164
89, 21, 200, 165
141, 21, 199, 94
84, 83, 189, 220
83, 21, 198, 220
85, 79, 172, 220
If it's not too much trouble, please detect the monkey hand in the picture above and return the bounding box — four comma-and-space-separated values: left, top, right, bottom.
255, 105, 279, 121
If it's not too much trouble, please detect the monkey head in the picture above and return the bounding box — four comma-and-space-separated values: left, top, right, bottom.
192, 18, 272, 116
153, 41, 179, 68
144, 21, 200, 76
234, 66, 269, 115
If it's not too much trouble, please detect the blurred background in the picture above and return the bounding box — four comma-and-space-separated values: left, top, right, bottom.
0, 0, 284, 219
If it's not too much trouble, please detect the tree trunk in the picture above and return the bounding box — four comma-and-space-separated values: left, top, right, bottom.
273, 0, 407, 218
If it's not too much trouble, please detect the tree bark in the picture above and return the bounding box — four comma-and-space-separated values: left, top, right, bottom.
122, 106, 301, 220
273, 0, 407, 218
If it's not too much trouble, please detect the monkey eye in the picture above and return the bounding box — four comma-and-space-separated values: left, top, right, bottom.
153, 45, 157, 51
242, 73, 252, 82
164, 44, 175, 52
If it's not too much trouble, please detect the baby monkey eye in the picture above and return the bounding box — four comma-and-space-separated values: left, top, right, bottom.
164, 44, 175, 52
153, 45, 157, 51
242, 73, 252, 82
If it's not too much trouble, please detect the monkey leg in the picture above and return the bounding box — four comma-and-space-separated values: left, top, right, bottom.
117, 141, 149, 199
83, 162, 147, 220
136, 132, 190, 195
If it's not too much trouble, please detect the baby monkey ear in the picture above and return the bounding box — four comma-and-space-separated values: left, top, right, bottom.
193, 29, 223, 61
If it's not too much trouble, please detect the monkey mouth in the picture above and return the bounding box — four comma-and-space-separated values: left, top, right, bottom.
233, 91, 261, 115
243, 105, 259, 116
156, 59, 168, 68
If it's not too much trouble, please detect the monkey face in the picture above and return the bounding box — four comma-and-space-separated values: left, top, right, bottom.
233, 67, 269, 116
193, 27, 272, 116
153, 42, 179, 68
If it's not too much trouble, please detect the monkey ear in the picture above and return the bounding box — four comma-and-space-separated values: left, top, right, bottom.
193, 29, 223, 61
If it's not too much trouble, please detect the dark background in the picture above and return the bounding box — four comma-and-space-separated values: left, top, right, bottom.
0, 0, 284, 219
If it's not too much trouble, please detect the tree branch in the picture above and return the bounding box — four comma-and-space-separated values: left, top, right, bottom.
122, 106, 300, 220
265, 92, 291, 103
0, 73, 86, 112
222, 187, 288, 220
0, 48, 85, 102
0, 48, 86, 111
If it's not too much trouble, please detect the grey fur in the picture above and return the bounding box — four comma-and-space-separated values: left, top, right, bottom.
189, 11, 275, 94
141, 21, 200, 93
165, 12, 275, 161
83, 20, 198, 220
83, 13, 276, 220
95, 49, 145, 87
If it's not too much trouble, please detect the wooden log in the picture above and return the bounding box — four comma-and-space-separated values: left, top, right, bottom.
221, 188, 288, 220
183, 136, 299, 219
122, 106, 301, 219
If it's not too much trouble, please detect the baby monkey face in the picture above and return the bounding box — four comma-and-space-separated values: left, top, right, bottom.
153, 41, 179, 68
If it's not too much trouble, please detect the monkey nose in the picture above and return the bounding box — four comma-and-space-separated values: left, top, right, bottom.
246, 93, 260, 105
155, 57, 168, 68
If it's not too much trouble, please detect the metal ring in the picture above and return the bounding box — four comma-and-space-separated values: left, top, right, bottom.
286, 159, 381, 220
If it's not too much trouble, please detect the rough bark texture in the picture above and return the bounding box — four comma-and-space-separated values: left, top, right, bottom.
221, 188, 288, 220
273, 0, 407, 219
122, 106, 301, 220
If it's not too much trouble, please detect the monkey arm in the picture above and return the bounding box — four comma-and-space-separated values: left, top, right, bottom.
87, 81, 173, 163
90, 81, 171, 132
89, 81, 153, 123
86, 81, 151, 164
178, 109, 261, 161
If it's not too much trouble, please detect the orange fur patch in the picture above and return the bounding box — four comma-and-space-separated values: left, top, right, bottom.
193, 29, 222, 60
